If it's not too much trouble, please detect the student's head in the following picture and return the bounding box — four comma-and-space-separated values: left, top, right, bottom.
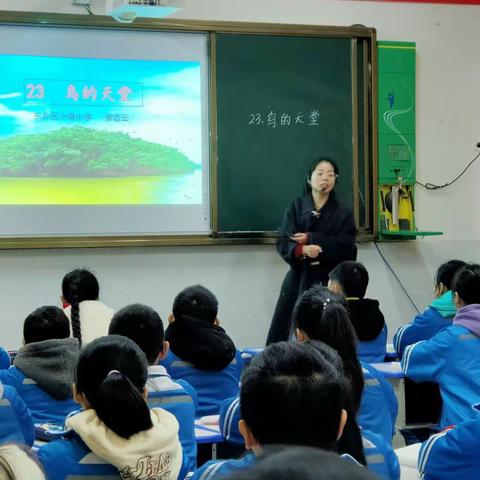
328, 261, 369, 298
239, 341, 347, 453
74, 335, 152, 439
62, 268, 100, 347
227, 446, 377, 480
293, 285, 364, 411
294, 286, 352, 346
434, 259, 466, 297
451, 263, 480, 307
305, 158, 339, 195
109, 303, 167, 365
23, 306, 70, 345
171, 284, 218, 324
0, 444, 45, 480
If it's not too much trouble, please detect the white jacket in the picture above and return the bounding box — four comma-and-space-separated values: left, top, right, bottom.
66, 408, 182, 479
64, 300, 114, 346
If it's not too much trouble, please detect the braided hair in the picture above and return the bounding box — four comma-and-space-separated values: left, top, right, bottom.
62, 269, 99, 347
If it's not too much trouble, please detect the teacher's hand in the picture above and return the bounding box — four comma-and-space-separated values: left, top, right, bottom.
290, 232, 308, 245
302, 245, 322, 258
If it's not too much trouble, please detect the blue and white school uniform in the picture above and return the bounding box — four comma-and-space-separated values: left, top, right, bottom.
0, 346, 11, 370
193, 451, 366, 480
0, 382, 35, 446
38, 408, 184, 480
146, 365, 198, 474
402, 304, 480, 429
192, 452, 256, 480
393, 291, 455, 357
362, 429, 400, 480
161, 350, 243, 417
357, 325, 388, 364
0, 338, 79, 425
359, 362, 398, 442
0, 366, 78, 425
219, 395, 243, 445
220, 362, 398, 447
418, 404, 480, 480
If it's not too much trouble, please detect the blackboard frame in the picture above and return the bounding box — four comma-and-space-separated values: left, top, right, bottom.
0, 11, 377, 249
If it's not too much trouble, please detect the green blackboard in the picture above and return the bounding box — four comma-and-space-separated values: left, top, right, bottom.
215, 33, 369, 233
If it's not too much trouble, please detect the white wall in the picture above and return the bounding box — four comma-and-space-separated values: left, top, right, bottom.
0, 240, 475, 350
0, 0, 479, 349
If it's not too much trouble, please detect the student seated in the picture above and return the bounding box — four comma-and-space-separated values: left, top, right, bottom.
402, 263, 480, 428
109, 303, 198, 474
328, 261, 387, 363
38, 335, 183, 480
223, 339, 366, 465
0, 443, 46, 480
393, 259, 466, 356
226, 446, 378, 480
219, 342, 399, 480
0, 306, 79, 425
194, 341, 356, 480
0, 382, 35, 446
359, 363, 398, 444
417, 403, 480, 480
62, 268, 114, 347
161, 285, 242, 416
294, 286, 398, 444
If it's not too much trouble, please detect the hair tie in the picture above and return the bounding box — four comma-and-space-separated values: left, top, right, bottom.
323, 298, 331, 308
107, 370, 120, 377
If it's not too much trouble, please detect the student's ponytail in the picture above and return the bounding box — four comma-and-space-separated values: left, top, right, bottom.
294, 286, 365, 412
322, 302, 364, 412
95, 370, 153, 439
76, 335, 153, 439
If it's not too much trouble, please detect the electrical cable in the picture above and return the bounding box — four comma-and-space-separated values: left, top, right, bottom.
374, 241, 421, 315
416, 149, 480, 190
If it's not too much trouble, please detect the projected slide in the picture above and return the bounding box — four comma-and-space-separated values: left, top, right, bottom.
0, 54, 202, 205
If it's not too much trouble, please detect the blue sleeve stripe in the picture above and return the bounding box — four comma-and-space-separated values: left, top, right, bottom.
401, 341, 421, 374
394, 323, 412, 353
418, 430, 449, 475
222, 397, 240, 440
199, 461, 227, 480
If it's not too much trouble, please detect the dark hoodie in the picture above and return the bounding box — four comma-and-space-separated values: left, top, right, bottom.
346, 298, 385, 342
14, 338, 79, 400
165, 315, 236, 371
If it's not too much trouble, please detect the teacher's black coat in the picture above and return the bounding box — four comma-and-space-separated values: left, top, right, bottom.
266, 192, 357, 344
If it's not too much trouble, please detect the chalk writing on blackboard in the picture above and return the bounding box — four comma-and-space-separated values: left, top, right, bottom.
248, 110, 320, 127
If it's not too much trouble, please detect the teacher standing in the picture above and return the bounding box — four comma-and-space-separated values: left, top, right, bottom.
266, 158, 357, 345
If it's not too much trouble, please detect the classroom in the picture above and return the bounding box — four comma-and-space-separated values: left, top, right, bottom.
0, 0, 479, 479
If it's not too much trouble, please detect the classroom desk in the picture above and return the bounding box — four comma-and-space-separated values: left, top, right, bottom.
242, 344, 399, 364
241, 348, 263, 366
395, 443, 421, 480
385, 343, 399, 361
195, 416, 225, 460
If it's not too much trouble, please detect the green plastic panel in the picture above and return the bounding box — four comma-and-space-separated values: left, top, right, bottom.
378, 42, 416, 184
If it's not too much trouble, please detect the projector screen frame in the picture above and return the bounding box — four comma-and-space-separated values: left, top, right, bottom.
0, 11, 377, 248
